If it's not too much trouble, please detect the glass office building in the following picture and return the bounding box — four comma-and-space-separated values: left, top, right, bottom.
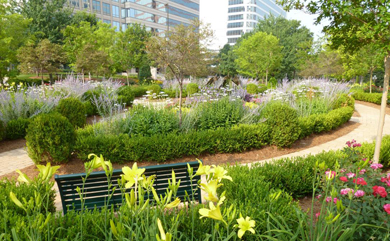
70, 0, 199, 34
227, 0, 286, 44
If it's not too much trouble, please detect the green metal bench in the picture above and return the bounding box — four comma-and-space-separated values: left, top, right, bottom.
55, 161, 202, 214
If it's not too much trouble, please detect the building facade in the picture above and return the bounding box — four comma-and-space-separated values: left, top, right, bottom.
227, 0, 286, 44
69, 0, 199, 34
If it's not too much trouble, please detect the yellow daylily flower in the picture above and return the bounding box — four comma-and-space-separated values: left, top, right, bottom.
16, 170, 31, 184
156, 218, 172, 241
122, 163, 145, 188
36, 163, 60, 182
211, 166, 232, 182
165, 197, 181, 209
200, 179, 222, 203
199, 202, 226, 225
141, 174, 156, 190
195, 160, 211, 176
10, 192, 26, 211
235, 214, 256, 239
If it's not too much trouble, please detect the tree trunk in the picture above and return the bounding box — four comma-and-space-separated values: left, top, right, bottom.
373, 54, 390, 163
265, 69, 268, 86
370, 68, 373, 93
178, 80, 183, 127
41, 68, 43, 81
126, 70, 130, 86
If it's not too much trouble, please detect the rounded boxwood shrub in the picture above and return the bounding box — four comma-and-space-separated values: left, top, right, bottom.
5, 118, 30, 140
147, 84, 162, 99
117, 85, 135, 106
26, 113, 75, 164
186, 83, 199, 96
83, 101, 95, 117
258, 84, 268, 93
82, 88, 103, 115
262, 102, 300, 147
56, 97, 86, 128
246, 83, 258, 94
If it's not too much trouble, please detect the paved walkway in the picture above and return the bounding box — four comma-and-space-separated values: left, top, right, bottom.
0, 103, 389, 210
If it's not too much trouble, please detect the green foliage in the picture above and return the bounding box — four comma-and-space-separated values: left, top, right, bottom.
0, 120, 4, 141
262, 102, 300, 147
146, 84, 161, 98
235, 31, 282, 79
357, 135, 390, 168
333, 93, 355, 109
217, 44, 238, 77
7, 78, 49, 86
26, 112, 75, 164
75, 123, 270, 163
352, 92, 384, 105
131, 85, 148, 97
82, 88, 103, 115
186, 83, 199, 96
117, 85, 135, 106
195, 98, 246, 131
258, 84, 268, 93
246, 83, 259, 94
83, 101, 95, 117
138, 64, 152, 81
5, 118, 30, 140
56, 97, 86, 128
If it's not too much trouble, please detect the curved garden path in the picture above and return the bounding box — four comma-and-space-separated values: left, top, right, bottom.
0, 103, 389, 176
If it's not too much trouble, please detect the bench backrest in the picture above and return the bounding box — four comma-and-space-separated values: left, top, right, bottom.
55, 161, 201, 214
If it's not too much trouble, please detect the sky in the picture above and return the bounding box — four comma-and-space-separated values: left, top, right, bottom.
199, 0, 327, 50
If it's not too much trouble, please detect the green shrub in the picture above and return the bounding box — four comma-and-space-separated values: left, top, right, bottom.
246, 83, 258, 94
220, 165, 299, 235
0, 120, 5, 141
83, 101, 95, 116
75, 123, 270, 163
56, 97, 86, 128
163, 88, 187, 98
131, 85, 148, 97
146, 84, 161, 98
268, 77, 277, 86
186, 83, 199, 96
262, 102, 300, 147
117, 85, 135, 106
138, 64, 151, 81
358, 135, 390, 168
7, 78, 49, 87
82, 88, 102, 115
5, 118, 30, 140
26, 113, 75, 164
258, 84, 268, 93
195, 98, 246, 131
352, 92, 382, 104
333, 93, 355, 109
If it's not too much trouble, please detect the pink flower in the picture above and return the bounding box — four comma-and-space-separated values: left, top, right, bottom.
325, 197, 332, 202
354, 190, 365, 197
384, 204, 390, 214
359, 169, 366, 174
316, 212, 321, 218
339, 169, 346, 173
381, 177, 388, 183
341, 188, 354, 195
316, 194, 322, 199
387, 180, 390, 187
371, 163, 383, 170
333, 198, 339, 204
353, 143, 361, 147
339, 176, 348, 182
387, 173, 390, 178
346, 173, 356, 178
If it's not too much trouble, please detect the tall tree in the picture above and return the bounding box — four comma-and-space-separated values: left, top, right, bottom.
17, 39, 65, 81
235, 31, 282, 83
279, 0, 390, 162
217, 44, 238, 78
63, 21, 116, 77
254, 15, 313, 79
146, 20, 214, 125
0, 0, 31, 81
14, 0, 73, 44
112, 24, 151, 83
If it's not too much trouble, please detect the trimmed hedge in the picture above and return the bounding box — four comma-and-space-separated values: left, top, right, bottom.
117, 85, 135, 106
352, 92, 390, 105
5, 118, 30, 140
56, 97, 86, 128
76, 123, 270, 163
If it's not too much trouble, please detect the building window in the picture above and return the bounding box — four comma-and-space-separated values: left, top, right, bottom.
103, 19, 111, 24
167, 5, 198, 20
247, 14, 258, 21
228, 0, 243, 5
83, 0, 89, 9
169, 0, 199, 11
227, 22, 243, 28
227, 30, 243, 36
122, 23, 127, 30
103, 2, 110, 15
228, 14, 243, 21
92, 0, 100, 12
113, 21, 120, 31
246, 22, 256, 28
228, 6, 245, 13
126, 8, 166, 24
121, 8, 126, 18
69, 0, 80, 8
112, 5, 119, 17
228, 38, 239, 44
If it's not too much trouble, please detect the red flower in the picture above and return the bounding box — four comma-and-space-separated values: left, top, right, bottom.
384, 204, 390, 214
339, 176, 348, 182
373, 186, 388, 198
353, 178, 367, 186
381, 177, 388, 183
